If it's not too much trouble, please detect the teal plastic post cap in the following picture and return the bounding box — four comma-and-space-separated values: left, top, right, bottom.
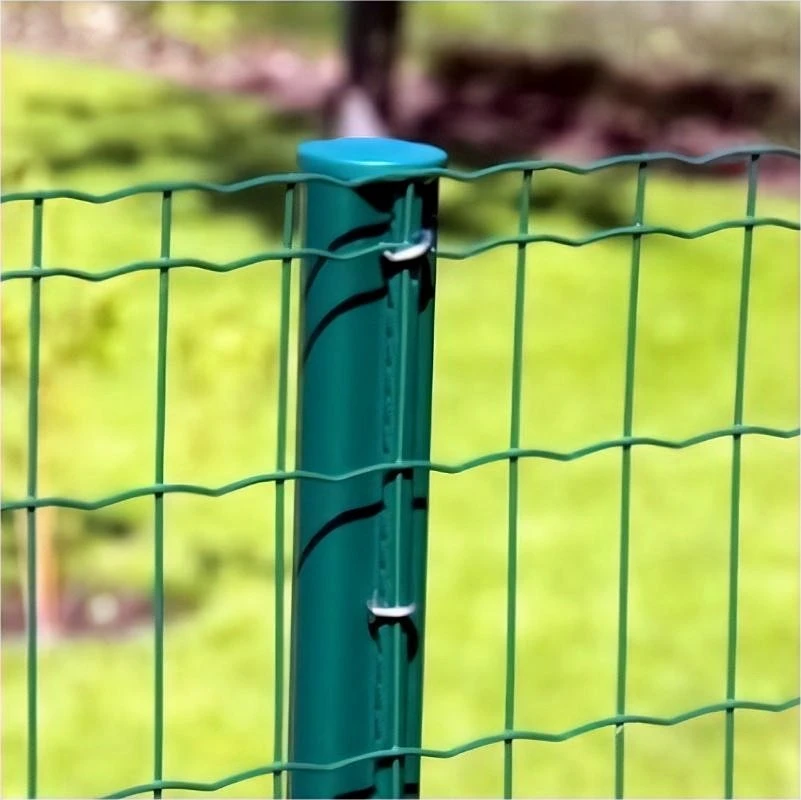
298, 137, 448, 180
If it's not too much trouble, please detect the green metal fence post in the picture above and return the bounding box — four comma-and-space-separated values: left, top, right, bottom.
289, 138, 447, 800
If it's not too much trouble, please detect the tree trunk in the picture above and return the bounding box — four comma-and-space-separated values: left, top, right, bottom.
16, 506, 62, 643
325, 1, 403, 138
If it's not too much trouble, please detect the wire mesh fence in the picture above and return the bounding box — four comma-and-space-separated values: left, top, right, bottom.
1, 143, 799, 799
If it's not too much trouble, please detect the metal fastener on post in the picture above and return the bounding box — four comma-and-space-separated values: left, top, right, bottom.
383, 229, 434, 263
289, 138, 447, 799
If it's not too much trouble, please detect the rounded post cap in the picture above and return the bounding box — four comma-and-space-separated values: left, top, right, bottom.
297, 137, 448, 181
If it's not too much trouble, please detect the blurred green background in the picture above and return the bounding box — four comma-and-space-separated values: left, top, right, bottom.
1, 2, 799, 798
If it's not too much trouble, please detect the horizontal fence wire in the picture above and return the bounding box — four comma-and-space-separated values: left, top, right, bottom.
99, 699, 801, 799
2, 145, 798, 204
1, 427, 798, 512
2, 219, 798, 283
2, 146, 799, 799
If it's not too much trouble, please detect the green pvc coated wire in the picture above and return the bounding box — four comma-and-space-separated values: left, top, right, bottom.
2, 426, 796, 514
2, 217, 798, 282
391, 184, 416, 799
152, 191, 172, 799
25, 197, 44, 800
100, 698, 800, 799
723, 153, 760, 799
504, 167, 532, 799
273, 184, 295, 800
614, 161, 648, 799
1, 145, 797, 204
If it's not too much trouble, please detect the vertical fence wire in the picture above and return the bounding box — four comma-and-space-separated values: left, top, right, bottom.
614, 162, 648, 799
504, 169, 532, 799
390, 182, 417, 799
26, 197, 44, 799
153, 190, 172, 799
724, 154, 759, 798
273, 184, 296, 800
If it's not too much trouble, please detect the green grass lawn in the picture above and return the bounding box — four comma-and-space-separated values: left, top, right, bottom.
1, 50, 799, 798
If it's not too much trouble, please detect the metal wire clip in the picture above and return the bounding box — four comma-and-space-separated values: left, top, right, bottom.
367, 595, 417, 620
382, 229, 434, 263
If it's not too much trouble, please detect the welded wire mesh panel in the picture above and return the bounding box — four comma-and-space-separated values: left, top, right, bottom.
1, 145, 799, 799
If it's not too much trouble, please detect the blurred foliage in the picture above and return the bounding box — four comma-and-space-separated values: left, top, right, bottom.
1, 50, 309, 598
410, 1, 800, 88
3, 1, 799, 89
153, 0, 339, 52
